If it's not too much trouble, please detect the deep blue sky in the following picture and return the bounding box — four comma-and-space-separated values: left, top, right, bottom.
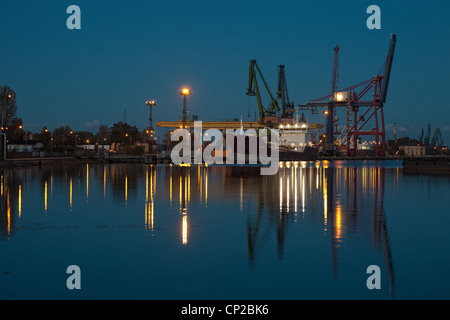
1, 0, 449, 142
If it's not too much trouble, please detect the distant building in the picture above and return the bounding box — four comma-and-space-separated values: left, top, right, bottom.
79, 144, 96, 151
136, 141, 158, 153
399, 145, 426, 157
397, 137, 425, 157
7, 140, 45, 156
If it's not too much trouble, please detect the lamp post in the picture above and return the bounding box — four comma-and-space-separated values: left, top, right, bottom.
1, 94, 13, 134
145, 100, 157, 134
180, 88, 192, 129
45, 128, 53, 158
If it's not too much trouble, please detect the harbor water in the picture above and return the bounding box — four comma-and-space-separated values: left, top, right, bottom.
1, 160, 449, 299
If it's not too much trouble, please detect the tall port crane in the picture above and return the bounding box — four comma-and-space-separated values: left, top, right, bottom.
277, 65, 295, 118
246, 60, 280, 124
299, 34, 397, 157
432, 128, 444, 148
323, 45, 341, 153
421, 124, 445, 149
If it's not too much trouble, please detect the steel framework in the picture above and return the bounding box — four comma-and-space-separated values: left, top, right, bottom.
299, 34, 396, 157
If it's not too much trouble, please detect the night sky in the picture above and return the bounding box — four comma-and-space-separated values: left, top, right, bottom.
1, 0, 449, 142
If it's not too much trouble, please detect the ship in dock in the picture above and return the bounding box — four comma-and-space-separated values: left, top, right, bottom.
277, 118, 319, 161
221, 115, 319, 162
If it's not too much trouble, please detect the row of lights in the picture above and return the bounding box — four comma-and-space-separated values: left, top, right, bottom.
279, 123, 308, 129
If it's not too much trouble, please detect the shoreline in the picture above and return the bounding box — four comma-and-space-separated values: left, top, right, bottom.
0, 157, 101, 168
2, 155, 449, 170
1, 155, 403, 168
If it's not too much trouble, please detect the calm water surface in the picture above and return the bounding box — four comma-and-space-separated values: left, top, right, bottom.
1, 160, 449, 299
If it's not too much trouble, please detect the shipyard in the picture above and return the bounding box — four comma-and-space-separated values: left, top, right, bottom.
1, 1, 450, 305
2, 34, 447, 169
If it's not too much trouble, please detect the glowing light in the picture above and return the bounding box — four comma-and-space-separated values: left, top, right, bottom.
18, 184, 22, 218
86, 164, 89, 202
302, 174, 306, 213
125, 174, 128, 204
6, 189, 10, 235
103, 166, 106, 199
145, 167, 154, 232
294, 167, 298, 213
146, 168, 149, 202
182, 215, 188, 245
70, 178, 73, 210
335, 203, 343, 241
181, 88, 192, 96
323, 170, 328, 231
286, 178, 290, 212
279, 177, 283, 212
188, 171, 191, 203
45, 181, 48, 213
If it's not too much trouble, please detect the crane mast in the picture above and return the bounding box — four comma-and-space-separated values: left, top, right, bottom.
246, 60, 280, 124
277, 65, 295, 118
325, 45, 340, 152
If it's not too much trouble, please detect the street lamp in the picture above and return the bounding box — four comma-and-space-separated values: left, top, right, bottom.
145, 100, 157, 135
1, 93, 13, 134
45, 128, 53, 158
180, 88, 192, 129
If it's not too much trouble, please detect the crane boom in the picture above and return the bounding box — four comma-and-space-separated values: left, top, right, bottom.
380, 34, 396, 105
246, 60, 280, 122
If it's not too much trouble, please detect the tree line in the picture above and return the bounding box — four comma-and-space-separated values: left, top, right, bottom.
1, 85, 152, 153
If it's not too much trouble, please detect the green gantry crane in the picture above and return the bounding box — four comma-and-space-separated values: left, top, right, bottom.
246, 60, 280, 124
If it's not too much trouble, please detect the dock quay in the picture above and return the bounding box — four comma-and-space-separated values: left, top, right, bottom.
0, 154, 161, 168
402, 157, 450, 173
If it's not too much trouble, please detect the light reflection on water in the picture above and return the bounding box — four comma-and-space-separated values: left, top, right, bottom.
0, 160, 449, 299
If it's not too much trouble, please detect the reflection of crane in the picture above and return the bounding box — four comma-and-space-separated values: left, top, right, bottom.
277, 65, 295, 118
246, 60, 280, 124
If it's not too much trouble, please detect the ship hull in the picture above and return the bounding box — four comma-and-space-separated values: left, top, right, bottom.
278, 146, 319, 161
